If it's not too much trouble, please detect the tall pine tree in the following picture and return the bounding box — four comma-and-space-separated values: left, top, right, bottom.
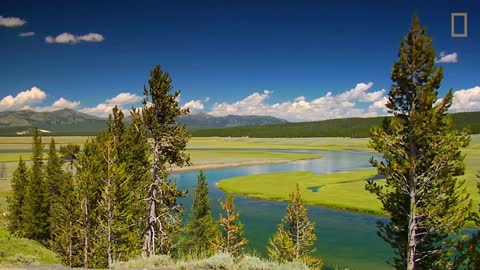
267, 184, 322, 269
50, 171, 81, 267
7, 157, 28, 236
23, 128, 50, 243
177, 170, 220, 258
215, 195, 247, 257
115, 108, 151, 259
365, 14, 471, 270
75, 137, 103, 268
142, 65, 191, 256
45, 138, 65, 244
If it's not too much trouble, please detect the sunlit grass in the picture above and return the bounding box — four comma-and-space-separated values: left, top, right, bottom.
218, 170, 384, 215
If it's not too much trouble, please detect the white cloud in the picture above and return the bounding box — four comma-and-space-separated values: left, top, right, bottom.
0, 87, 47, 111
45, 32, 104, 44
449, 86, 480, 112
18, 32, 35, 37
80, 92, 142, 117
182, 100, 205, 112
368, 96, 389, 113
31, 98, 81, 112
51, 97, 80, 109
337, 82, 385, 102
106, 93, 142, 106
209, 84, 387, 121
0, 16, 26, 27
435, 52, 458, 64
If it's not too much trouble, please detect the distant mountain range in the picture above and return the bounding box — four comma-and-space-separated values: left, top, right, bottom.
0, 109, 288, 136
1, 109, 478, 138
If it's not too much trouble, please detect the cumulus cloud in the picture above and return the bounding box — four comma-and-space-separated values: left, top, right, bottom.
0, 87, 47, 111
449, 86, 480, 112
106, 93, 142, 105
435, 52, 458, 64
80, 92, 142, 117
45, 32, 104, 44
0, 16, 26, 27
209, 83, 387, 121
18, 32, 35, 37
31, 98, 81, 112
182, 100, 205, 112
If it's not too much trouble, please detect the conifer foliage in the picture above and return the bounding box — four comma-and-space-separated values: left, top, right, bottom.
365, 14, 471, 270
142, 65, 191, 256
177, 170, 220, 258
216, 195, 247, 257
22, 128, 50, 243
268, 184, 322, 269
7, 157, 28, 236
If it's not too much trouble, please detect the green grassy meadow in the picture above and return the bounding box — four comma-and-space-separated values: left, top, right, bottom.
0, 225, 61, 265
217, 170, 383, 215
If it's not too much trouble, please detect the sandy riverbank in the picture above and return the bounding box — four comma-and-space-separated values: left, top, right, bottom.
168, 159, 296, 172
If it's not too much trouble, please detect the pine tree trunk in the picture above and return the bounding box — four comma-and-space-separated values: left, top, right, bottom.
83, 197, 89, 268
407, 132, 418, 270
69, 220, 73, 268
144, 143, 160, 256
408, 187, 418, 270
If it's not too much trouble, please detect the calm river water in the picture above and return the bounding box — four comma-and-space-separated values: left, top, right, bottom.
173, 150, 392, 270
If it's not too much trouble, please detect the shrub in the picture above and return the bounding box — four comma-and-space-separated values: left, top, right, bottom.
112, 254, 174, 269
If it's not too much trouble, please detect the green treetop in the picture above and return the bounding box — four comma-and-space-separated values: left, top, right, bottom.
366, 14, 471, 270
268, 184, 322, 269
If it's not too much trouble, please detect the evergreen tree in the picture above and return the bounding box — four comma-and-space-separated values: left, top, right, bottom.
50, 172, 82, 267
177, 170, 220, 258
215, 195, 247, 257
23, 128, 50, 243
267, 184, 322, 269
365, 15, 471, 270
115, 108, 151, 259
75, 137, 103, 268
142, 65, 191, 256
45, 138, 65, 243
7, 158, 28, 236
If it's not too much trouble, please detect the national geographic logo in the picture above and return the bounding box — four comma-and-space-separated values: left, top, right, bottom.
451, 13, 468, 37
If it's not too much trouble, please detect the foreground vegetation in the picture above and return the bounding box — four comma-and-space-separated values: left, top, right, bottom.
0, 225, 60, 265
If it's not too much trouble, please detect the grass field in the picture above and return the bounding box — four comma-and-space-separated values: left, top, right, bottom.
0, 225, 60, 265
217, 170, 383, 215
0, 136, 366, 163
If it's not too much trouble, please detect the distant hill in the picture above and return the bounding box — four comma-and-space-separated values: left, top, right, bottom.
177, 113, 288, 129
190, 111, 480, 138
0, 109, 288, 136
0, 109, 107, 136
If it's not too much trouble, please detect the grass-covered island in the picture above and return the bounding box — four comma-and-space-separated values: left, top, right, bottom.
217, 170, 384, 215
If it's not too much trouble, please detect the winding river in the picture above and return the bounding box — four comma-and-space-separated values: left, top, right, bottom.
173, 150, 392, 270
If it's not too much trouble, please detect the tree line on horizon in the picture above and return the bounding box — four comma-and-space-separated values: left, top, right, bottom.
5, 14, 480, 270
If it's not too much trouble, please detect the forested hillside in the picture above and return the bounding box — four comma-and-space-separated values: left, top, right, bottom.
191, 111, 480, 138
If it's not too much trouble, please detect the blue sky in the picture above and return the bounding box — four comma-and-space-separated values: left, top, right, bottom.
1, 0, 479, 121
